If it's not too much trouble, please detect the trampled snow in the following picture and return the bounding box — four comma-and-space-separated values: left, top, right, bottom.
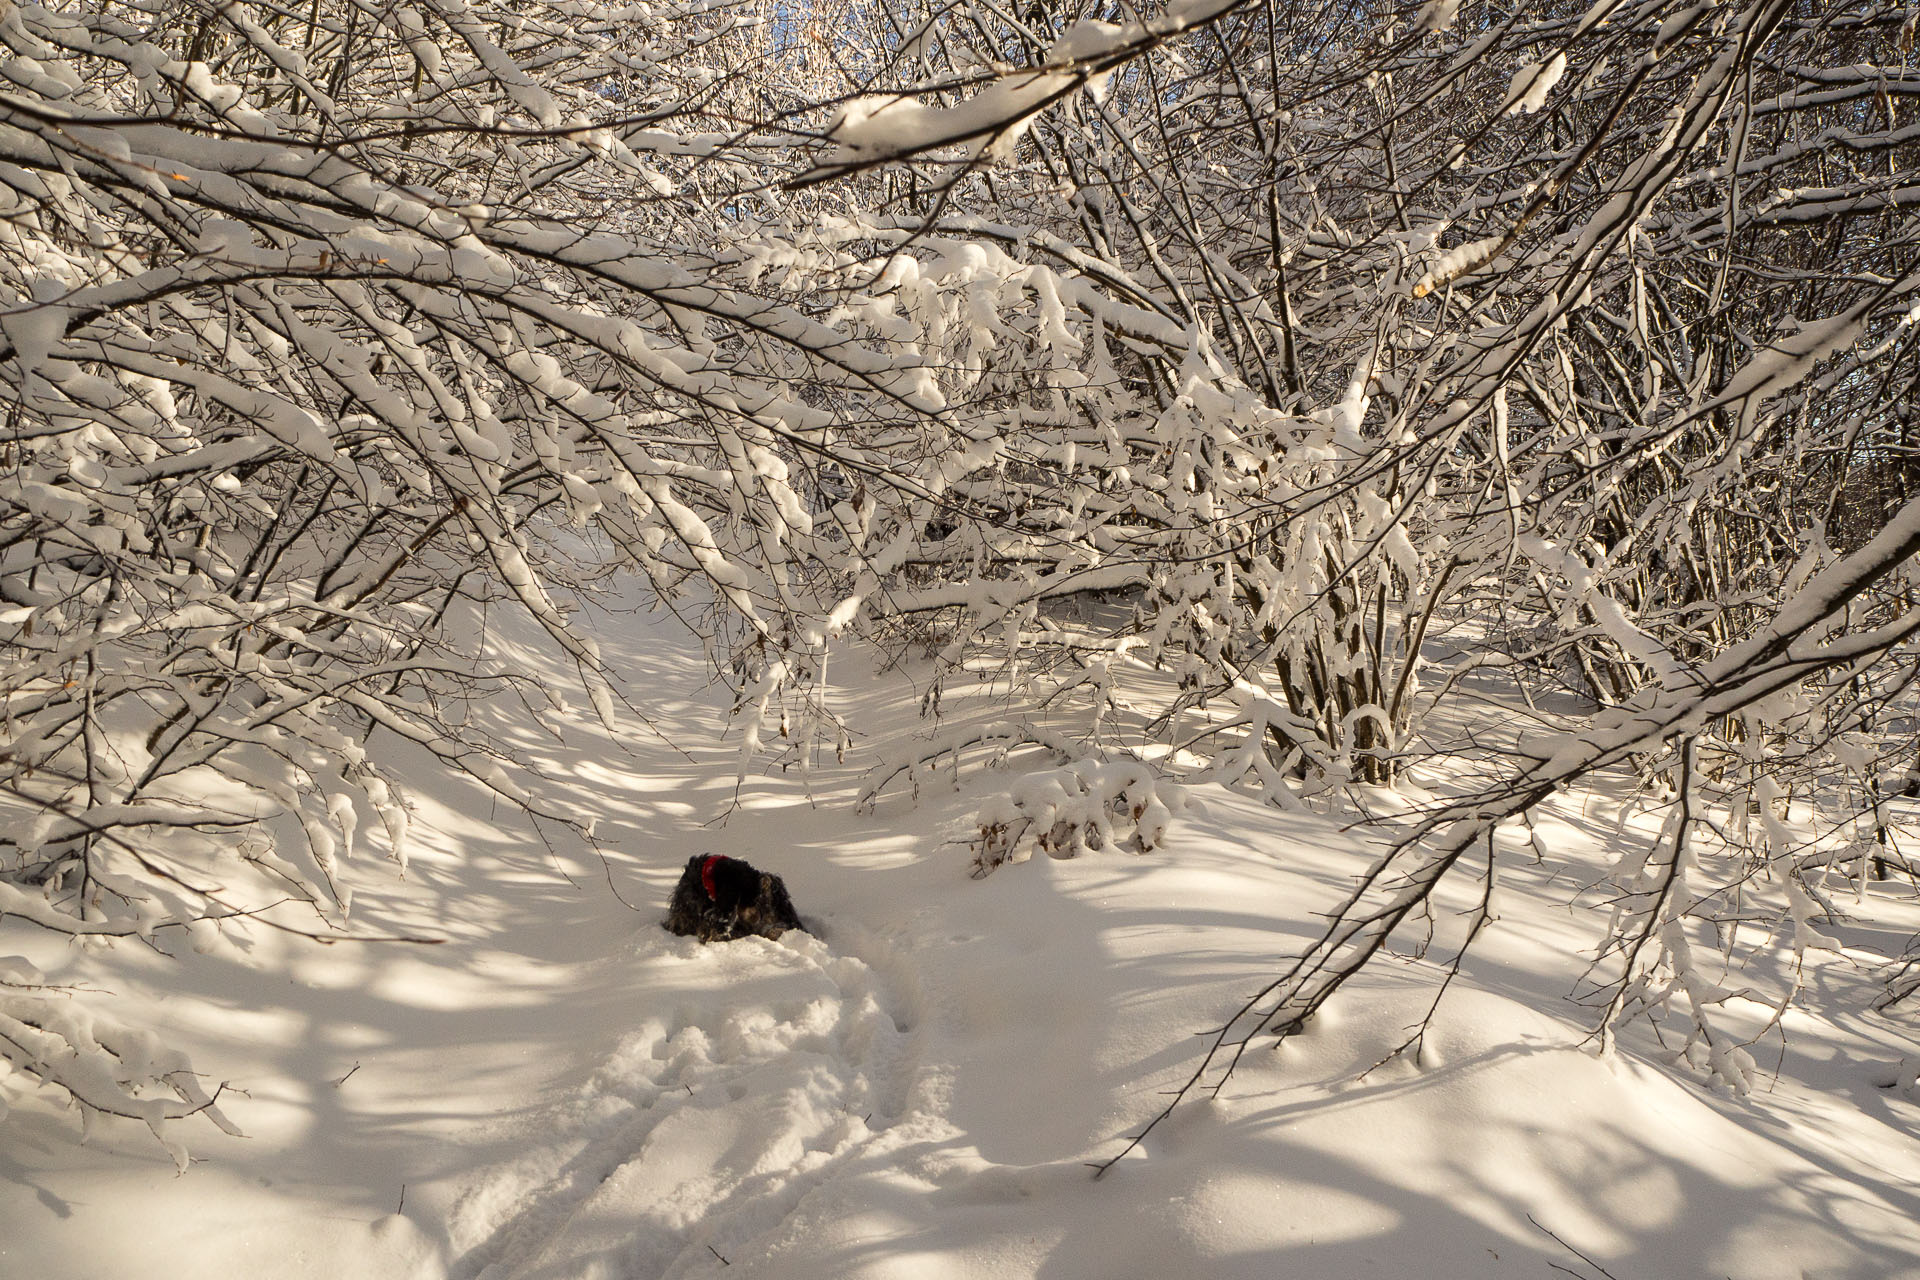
4, 595, 1919, 1279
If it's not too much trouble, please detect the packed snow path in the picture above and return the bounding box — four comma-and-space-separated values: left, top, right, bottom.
451, 929, 920, 1279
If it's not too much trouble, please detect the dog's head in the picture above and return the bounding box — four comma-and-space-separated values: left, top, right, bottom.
697, 854, 762, 911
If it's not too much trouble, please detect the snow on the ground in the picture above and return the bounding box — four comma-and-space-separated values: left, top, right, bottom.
5, 595, 1920, 1280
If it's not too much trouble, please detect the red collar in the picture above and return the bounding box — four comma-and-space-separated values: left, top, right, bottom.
700, 855, 725, 899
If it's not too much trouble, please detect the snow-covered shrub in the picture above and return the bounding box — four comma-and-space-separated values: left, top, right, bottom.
0, 957, 239, 1170
971, 759, 1182, 878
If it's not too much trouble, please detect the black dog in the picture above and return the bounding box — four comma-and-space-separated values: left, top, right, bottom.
664, 854, 805, 943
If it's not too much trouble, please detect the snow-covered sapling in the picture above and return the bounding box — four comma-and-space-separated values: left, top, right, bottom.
971, 759, 1183, 877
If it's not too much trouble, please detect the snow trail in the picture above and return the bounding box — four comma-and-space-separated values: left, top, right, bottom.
451, 928, 924, 1279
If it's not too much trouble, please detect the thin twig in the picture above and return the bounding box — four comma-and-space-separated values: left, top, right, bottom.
1528, 1213, 1618, 1280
